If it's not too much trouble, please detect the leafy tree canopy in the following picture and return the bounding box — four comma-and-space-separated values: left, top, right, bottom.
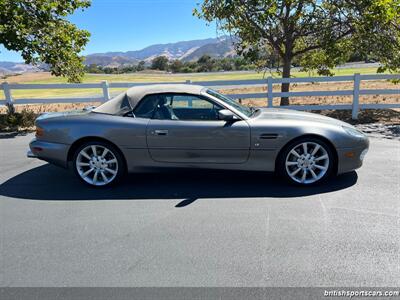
151, 56, 169, 70
0, 0, 91, 82
195, 0, 400, 105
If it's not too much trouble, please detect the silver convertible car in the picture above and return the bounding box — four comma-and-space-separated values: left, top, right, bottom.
28, 84, 369, 187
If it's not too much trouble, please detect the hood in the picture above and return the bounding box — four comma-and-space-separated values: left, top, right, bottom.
253, 108, 352, 127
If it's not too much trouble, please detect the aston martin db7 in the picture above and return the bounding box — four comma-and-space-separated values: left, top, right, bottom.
28, 84, 369, 186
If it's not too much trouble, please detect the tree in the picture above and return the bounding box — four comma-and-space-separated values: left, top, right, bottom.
181, 61, 198, 73
197, 54, 215, 72
151, 56, 169, 70
85, 64, 102, 74
195, 0, 400, 105
137, 61, 146, 71
219, 58, 234, 71
0, 0, 91, 83
169, 59, 184, 73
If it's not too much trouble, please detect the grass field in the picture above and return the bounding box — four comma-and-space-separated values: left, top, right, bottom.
0, 67, 388, 100
3, 67, 383, 83
1, 68, 399, 124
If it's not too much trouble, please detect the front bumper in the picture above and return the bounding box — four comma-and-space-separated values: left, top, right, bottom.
337, 137, 369, 174
27, 138, 69, 168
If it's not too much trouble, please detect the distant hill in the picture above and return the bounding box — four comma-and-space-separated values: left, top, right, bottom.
0, 61, 42, 76
183, 38, 236, 61
0, 36, 237, 73
83, 55, 137, 68
85, 37, 236, 67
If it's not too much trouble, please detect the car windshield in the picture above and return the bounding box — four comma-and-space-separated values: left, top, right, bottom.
206, 89, 253, 117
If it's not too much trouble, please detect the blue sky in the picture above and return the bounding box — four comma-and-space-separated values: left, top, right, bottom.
0, 0, 217, 62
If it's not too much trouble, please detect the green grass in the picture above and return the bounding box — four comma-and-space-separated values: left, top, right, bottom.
20, 67, 382, 83
0, 67, 384, 101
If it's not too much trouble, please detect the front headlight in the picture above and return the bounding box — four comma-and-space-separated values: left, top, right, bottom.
342, 126, 365, 138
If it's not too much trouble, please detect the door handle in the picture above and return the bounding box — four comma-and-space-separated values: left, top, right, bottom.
154, 130, 169, 136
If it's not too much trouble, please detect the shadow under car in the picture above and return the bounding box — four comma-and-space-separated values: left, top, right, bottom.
0, 164, 358, 206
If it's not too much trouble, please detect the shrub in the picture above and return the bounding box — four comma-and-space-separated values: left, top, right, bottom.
19, 108, 37, 128
0, 109, 38, 132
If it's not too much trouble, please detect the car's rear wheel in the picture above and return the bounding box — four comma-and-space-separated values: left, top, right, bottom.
73, 141, 125, 187
278, 137, 335, 185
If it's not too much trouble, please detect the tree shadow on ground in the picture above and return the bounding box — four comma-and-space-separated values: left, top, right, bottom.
0, 130, 31, 139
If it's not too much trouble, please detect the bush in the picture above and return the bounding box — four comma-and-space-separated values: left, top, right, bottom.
0, 109, 37, 132
19, 109, 37, 128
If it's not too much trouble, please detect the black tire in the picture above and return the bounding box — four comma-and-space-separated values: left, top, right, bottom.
276, 136, 336, 186
72, 140, 125, 187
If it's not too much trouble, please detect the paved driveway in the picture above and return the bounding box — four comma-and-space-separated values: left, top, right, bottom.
0, 134, 399, 287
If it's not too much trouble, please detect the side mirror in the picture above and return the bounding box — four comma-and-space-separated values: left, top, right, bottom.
218, 109, 239, 122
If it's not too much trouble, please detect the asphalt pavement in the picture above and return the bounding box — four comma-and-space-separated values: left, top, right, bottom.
0, 134, 399, 287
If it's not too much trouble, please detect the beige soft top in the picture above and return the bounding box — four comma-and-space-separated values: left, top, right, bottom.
93, 84, 206, 115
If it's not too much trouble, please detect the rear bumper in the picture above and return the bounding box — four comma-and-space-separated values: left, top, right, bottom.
28, 138, 69, 168
27, 150, 37, 158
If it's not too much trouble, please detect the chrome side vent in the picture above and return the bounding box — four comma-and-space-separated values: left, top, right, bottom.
259, 133, 279, 140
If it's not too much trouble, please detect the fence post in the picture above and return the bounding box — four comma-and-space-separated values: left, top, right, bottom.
352, 73, 361, 120
2, 82, 14, 113
186, 80, 193, 107
101, 80, 110, 102
267, 77, 273, 107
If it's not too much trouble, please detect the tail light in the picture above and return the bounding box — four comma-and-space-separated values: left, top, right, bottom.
35, 127, 44, 137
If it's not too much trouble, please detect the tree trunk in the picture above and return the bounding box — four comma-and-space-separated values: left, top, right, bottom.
280, 58, 291, 106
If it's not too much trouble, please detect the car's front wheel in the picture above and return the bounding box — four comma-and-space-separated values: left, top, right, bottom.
278, 137, 335, 185
73, 141, 125, 187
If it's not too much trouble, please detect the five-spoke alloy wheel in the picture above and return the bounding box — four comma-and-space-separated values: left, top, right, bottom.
278, 137, 335, 185
73, 141, 124, 187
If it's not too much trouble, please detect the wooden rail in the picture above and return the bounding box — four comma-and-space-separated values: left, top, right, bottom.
1, 73, 399, 120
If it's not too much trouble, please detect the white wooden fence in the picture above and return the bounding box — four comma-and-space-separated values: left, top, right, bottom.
1, 73, 399, 119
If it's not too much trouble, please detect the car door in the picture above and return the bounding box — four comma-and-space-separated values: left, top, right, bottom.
145, 93, 250, 164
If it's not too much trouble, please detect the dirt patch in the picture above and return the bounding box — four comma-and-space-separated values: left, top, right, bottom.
319, 109, 400, 124
219, 81, 399, 107
2, 72, 55, 83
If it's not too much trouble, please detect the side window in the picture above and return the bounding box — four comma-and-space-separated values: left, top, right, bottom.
153, 94, 223, 121
133, 94, 160, 119
171, 95, 214, 109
